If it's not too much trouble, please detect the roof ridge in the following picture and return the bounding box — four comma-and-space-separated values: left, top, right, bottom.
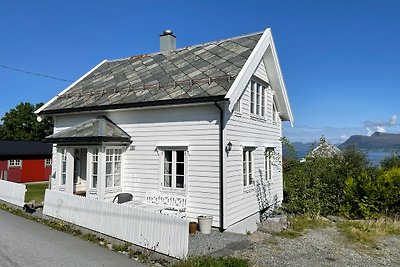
108, 30, 265, 63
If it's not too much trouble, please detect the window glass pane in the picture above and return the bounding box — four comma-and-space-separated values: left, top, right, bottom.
261, 87, 265, 116
106, 175, 112, 187
176, 151, 184, 162
114, 174, 121, 186
106, 162, 112, 175
164, 150, 172, 162
92, 175, 97, 188
176, 176, 184, 188
176, 163, 184, 176
256, 84, 260, 115
164, 162, 172, 175
250, 81, 255, 114
164, 175, 172, 187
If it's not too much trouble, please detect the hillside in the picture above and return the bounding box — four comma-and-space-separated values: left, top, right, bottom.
340, 132, 400, 150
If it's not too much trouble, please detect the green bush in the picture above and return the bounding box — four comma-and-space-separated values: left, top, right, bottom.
342, 168, 400, 219
171, 256, 247, 267
380, 152, 400, 170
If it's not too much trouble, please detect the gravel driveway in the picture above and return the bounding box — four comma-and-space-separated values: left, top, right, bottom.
233, 227, 400, 267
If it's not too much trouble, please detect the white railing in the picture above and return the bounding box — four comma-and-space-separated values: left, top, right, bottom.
0, 180, 26, 207
43, 189, 189, 258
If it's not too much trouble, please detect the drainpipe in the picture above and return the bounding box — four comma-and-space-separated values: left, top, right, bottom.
214, 101, 224, 231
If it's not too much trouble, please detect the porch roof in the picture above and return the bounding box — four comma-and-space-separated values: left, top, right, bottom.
45, 116, 131, 145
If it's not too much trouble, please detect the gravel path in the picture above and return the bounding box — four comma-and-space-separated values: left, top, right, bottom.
234, 227, 400, 267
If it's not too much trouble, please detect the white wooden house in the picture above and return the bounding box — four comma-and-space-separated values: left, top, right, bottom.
36, 28, 293, 233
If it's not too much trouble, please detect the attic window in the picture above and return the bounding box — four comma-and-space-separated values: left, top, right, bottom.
250, 80, 267, 117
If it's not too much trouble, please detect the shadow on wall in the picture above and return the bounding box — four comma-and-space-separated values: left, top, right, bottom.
254, 170, 278, 221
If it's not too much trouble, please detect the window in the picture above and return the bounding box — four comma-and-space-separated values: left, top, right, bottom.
273, 101, 278, 124
250, 80, 267, 116
92, 149, 99, 188
60, 149, 67, 185
243, 148, 254, 187
45, 158, 52, 166
265, 148, 274, 181
163, 150, 186, 190
8, 159, 22, 167
106, 148, 122, 187
233, 96, 242, 113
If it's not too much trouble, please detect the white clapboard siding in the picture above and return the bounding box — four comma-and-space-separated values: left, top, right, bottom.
53, 104, 221, 227
224, 59, 283, 228
0, 180, 26, 207
43, 189, 189, 258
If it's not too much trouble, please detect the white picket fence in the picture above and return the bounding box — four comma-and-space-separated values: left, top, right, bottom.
0, 180, 26, 207
43, 189, 189, 258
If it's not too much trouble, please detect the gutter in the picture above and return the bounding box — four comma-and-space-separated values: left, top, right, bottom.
214, 101, 225, 231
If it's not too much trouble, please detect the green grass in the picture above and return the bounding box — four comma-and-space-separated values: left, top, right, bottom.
274, 215, 332, 238
337, 219, 400, 248
25, 182, 48, 203
170, 256, 248, 267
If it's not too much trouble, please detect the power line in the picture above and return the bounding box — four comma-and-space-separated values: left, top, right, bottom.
0, 64, 73, 82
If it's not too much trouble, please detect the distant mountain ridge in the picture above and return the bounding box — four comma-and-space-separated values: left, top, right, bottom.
340, 132, 400, 150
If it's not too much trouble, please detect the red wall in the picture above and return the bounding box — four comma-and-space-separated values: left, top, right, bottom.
0, 159, 51, 183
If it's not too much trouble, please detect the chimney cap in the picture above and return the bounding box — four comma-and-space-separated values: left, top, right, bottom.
160, 29, 175, 37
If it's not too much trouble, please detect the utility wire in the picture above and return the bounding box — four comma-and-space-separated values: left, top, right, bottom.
0, 64, 73, 82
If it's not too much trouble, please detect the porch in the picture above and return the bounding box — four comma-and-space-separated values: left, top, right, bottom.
46, 116, 132, 201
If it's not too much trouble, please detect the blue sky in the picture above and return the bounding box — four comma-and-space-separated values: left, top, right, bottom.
1, 0, 399, 143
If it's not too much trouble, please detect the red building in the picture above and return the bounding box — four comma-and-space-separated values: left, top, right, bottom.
0, 141, 52, 183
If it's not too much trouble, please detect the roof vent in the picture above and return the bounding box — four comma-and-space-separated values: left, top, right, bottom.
160, 29, 176, 52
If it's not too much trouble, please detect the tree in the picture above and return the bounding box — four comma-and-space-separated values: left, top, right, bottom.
0, 102, 53, 141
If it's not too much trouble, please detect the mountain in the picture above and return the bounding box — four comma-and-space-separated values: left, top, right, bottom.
340, 132, 400, 150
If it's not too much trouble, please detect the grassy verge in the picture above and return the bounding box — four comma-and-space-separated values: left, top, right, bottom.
274, 215, 332, 238
25, 182, 48, 203
337, 219, 400, 249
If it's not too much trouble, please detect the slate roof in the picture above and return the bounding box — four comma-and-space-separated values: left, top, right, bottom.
40, 32, 263, 114
307, 140, 343, 159
45, 116, 131, 144
0, 141, 52, 159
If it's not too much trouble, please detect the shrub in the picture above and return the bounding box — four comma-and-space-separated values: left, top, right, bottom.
342, 168, 400, 218
380, 152, 400, 170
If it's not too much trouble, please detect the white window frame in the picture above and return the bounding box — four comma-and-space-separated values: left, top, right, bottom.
265, 148, 275, 181
105, 148, 122, 188
90, 148, 99, 189
250, 79, 267, 117
45, 158, 52, 166
60, 149, 67, 185
8, 159, 22, 168
242, 147, 255, 187
160, 148, 187, 191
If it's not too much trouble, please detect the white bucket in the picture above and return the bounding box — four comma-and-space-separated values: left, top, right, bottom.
197, 215, 213, 234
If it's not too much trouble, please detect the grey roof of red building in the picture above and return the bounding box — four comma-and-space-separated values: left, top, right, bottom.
0, 140, 52, 159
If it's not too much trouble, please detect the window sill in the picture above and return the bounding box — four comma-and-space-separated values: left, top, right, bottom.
160, 188, 186, 195
250, 114, 266, 123
243, 184, 255, 194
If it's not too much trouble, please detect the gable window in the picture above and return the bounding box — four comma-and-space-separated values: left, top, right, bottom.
8, 159, 22, 168
92, 149, 99, 188
243, 148, 255, 187
250, 80, 267, 116
273, 101, 279, 124
106, 148, 122, 187
45, 158, 52, 166
265, 148, 274, 181
163, 150, 186, 190
60, 149, 67, 185
233, 96, 242, 113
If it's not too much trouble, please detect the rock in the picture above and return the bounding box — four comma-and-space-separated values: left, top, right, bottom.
107, 244, 113, 250
258, 218, 288, 233
326, 215, 347, 222
99, 241, 105, 246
